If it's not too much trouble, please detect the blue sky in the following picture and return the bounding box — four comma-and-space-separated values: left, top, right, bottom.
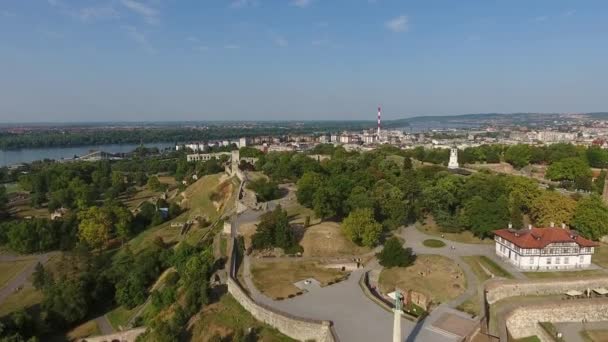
0, 0, 606, 122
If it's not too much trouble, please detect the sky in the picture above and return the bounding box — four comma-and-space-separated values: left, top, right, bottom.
0, 0, 607, 122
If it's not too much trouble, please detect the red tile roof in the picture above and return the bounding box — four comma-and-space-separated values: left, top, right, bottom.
494, 227, 598, 249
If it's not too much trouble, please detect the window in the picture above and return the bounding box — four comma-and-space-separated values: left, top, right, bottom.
529, 257, 534, 264
556, 257, 561, 264
547, 258, 552, 265
564, 257, 569, 264
514, 253, 518, 260
580, 255, 584, 263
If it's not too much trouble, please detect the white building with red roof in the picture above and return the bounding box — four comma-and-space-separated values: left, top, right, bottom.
494, 224, 598, 271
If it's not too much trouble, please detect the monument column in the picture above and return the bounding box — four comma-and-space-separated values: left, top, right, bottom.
393, 291, 403, 342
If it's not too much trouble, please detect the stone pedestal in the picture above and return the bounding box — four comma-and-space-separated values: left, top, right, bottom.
393, 309, 402, 342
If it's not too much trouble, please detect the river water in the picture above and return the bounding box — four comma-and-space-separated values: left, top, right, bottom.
0, 143, 174, 167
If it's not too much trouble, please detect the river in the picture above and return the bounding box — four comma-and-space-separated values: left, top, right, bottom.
0, 143, 174, 167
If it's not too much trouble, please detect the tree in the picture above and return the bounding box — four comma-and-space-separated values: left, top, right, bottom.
572, 195, 608, 240
0, 185, 8, 219
377, 237, 416, 268
460, 195, 510, 238
372, 180, 406, 230
586, 145, 608, 168
545, 157, 591, 184
530, 191, 576, 227
505, 144, 532, 169
341, 208, 382, 247
296, 172, 323, 207
403, 157, 413, 170
78, 207, 112, 250
251, 205, 298, 252
346, 186, 374, 212
147, 176, 166, 192
32, 262, 48, 290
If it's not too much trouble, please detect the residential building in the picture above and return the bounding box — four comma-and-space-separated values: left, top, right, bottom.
494, 224, 598, 271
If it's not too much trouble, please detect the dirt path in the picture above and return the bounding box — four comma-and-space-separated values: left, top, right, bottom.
94, 315, 115, 335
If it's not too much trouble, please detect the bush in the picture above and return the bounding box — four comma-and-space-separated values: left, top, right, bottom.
422, 239, 446, 248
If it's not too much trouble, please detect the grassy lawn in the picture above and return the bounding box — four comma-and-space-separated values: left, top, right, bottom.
514, 336, 541, 342
379, 254, 466, 304
0, 258, 36, 287
523, 269, 607, 279
126, 212, 189, 252
183, 174, 237, 222
581, 330, 608, 342
250, 259, 344, 299
0, 283, 44, 318
12, 204, 48, 219
122, 187, 161, 211
462, 256, 492, 282
4, 182, 24, 194
422, 239, 446, 248
592, 243, 608, 268
107, 305, 141, 331
299, 222, 370, 257
416, 217, 492, 245
477, 256, 513, 279
190, 294, 295, 342
66, 320, 101, 340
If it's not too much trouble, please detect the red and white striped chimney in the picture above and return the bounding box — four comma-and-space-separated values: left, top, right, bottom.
377, 106, 381, 137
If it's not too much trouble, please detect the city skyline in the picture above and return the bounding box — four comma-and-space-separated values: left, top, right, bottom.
0, 0, 607, 122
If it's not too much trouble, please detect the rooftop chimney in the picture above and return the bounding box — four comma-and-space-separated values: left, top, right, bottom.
550, 222, 555, 228
561, 223, 566, 229
528, 224, 532, 230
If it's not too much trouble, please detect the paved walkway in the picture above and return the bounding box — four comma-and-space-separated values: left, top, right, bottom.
94, 315, 115, 335
0, 252, 55, 306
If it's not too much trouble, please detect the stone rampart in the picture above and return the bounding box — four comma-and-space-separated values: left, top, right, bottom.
227, 278, 335, 342
505, 299, 608, 340
485, 277, 608, 304
227, 236, 337, 342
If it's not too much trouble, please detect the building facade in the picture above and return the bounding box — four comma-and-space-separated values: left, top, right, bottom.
494, 225, 598, 271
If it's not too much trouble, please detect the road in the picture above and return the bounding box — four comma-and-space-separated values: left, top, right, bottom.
0, 252, 55, 306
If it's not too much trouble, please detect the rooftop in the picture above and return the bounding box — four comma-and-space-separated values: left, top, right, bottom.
494, 226, 598, 249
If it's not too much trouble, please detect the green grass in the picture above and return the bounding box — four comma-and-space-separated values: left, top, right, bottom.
592, 243, 608, 268
220, 235, 228, 257
190, 294, 296, 341
416, 219, 493, 245
514, 336, 541, 342
581, 329, 608, 342
462, 256, 492, 282
478, 256, 514, 279
3, 182, 24, 194
523, 269, 607, 279
0, 258, 36, 288
106, 305, 141, 330
0, 283, 43, 318
422, 239, 446, 248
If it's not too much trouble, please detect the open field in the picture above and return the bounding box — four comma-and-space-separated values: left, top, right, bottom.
189, 294, 295, 342
379, 254, 466, 304
468, 255, 514, 279
457, 256, 494, 316
523, 269, 607, 279
12, 204, 48, 219
0, 283, 43, 318
462, 256, 493, 282
66, 320, 101, 341
299, 222, 370, 257
416, 216, 493, 245
107, 305, 141, 331
250, 259, 344, 299
284, 202, 320, 226
122, 187, 161, 210
0, 258, 36, 287
581, 329, 608, 342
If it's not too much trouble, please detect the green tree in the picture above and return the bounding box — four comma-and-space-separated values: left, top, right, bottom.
341, 208, 382, 247
571, 195, 608, 240
461, 195, 510, 238
505, 144, 532, 169
77, 207, 112, 250
530, 191, 576, 226
545, 157, 592, 183
296, 172, 323, 208
377, 237, 416, 268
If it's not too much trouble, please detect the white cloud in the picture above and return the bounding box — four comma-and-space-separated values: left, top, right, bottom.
121, 0, 159, 24
186, 36, 199, 43
230, 0, 259, 9
224, 44, 240, 49
563, 10, 576, 17
292, 0, 313, 8
47, 0, 61, 7
385, 15, 408, 32
123, 25, 155, 53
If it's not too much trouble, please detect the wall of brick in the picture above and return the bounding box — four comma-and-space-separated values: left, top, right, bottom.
485, 277, 608, 304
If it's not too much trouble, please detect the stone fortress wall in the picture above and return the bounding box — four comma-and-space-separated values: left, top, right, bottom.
485, 277, 608, 341
505, 299, 608, 340
485, 276, 608, 304
227, 236, 338, 342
